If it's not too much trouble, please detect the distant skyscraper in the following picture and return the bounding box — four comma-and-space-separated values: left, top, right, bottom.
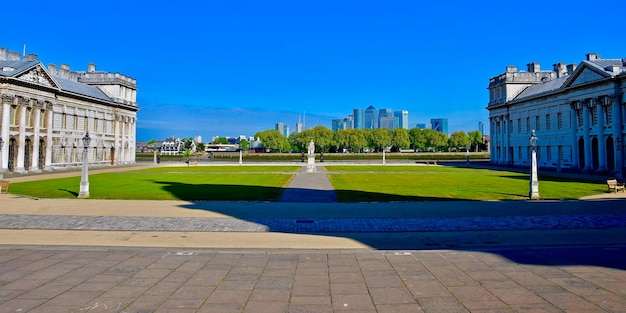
430, 118, 448, 135
394, 110, 409, 129
364, 105, 378, 129
332, 119, 348, 131
378, 108, 393, 129
275, 122, 289, 137
352, 108, 364, 129
478, 121, 485, 135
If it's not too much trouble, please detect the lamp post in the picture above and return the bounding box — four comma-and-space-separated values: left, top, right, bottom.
529, 130, 539, 199
78, 132, 91, 198
0, 137, 4, 180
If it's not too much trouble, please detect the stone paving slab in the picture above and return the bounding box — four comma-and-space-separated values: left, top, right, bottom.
2, 213, 626, 233
0, 245, 625, 313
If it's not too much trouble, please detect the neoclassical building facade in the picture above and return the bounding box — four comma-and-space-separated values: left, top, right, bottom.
0, 47, 138, 174
487, 53, 626, 176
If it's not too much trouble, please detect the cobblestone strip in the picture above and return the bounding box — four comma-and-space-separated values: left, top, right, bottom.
1, 214, 625, 233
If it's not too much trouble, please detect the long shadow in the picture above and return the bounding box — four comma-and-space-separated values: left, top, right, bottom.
152, 180, 626, 270
59, 188, 78, 197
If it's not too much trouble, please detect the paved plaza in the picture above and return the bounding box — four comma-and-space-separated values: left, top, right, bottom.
0, 163, 625, 312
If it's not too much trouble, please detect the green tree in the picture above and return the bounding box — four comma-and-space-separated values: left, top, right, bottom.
239, 139, 249, 151
182, 138, 194, 151
254, 130, 288, 152
197, 142, 205, 152
213, 137, 229, 144
367, 128, 391, 152
147, 139, 157, 145
408, 128, 426, 151
335, 129, 367, 152
288, 130, 314, 153
468, 130, 483, 152
390, 128, 410, 151
448, 131, 469, 152
312, 126, 334, 152
423, 129, 448, 151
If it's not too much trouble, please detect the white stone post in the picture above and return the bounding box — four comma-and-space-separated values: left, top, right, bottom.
78, 132, 91, 198
529, 130, 539, 199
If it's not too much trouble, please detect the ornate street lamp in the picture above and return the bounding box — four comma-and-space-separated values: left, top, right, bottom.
529, 130, 539, 199
0, 137, 4, 180
78, 132, 91, 198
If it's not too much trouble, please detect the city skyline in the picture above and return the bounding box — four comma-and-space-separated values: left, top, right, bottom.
3, 0, 625, 141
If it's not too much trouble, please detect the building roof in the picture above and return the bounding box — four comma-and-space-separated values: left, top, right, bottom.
515, 76, 568, 100
54, 75, 111, 101
1, 59, 121, 104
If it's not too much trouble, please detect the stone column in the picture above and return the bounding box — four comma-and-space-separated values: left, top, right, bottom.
0, 95, 12, 172
31, 102, 42, 171
611, 94, 623, 177
582, 100, 593, 172
45, 104, 53, 171
570, 107, 579, 169
596, 98, 607, 172
113, 116, 120, 165
121, 117, 127, 163
16, 100, 27, 173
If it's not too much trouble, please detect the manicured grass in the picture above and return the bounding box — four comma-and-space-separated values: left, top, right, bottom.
9, 166, 295, 200
326, 166, 606, 201
9, 165, 606, 201
132, 165, 301, 173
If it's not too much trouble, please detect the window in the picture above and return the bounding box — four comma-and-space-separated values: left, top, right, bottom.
557, 112, 563, 129
517, 119, 521, 133
546, 114, 551, 130
547, 146, 552, 161
62, 113, 67, 129
509, 120, 513, 133
94, 118, 99, 132
84, 116, 88, 131
73, 115, 78, 130
606, 105, 613, 125
40, 110, 46, 128
535, 116, 540, 131
26, 107, 33, 127
518, 146, 522, 160
558, 146, 564, 162
526, 117, 530, 132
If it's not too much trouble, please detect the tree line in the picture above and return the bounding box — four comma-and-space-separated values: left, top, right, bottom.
254, 126, 484, 153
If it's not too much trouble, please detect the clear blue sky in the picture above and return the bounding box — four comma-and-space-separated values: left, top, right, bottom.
4, 0, 625, 141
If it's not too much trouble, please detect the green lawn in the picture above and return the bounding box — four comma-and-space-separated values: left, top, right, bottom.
8, 165, 606, 201
326, 166, 606, 201
9, 166, 297, 200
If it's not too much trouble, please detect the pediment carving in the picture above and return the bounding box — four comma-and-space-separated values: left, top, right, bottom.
16, 64, 58, 88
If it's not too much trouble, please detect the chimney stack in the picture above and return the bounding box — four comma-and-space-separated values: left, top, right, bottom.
23, 54, 37, 61
87, 63, 96, 73
58, 64, 70, 78
48, 64, 58, 75
7, 50, 20, 61
567, 63, 577, 74
553, 62, 567, 77
586, 53, 601, 61
0, 47, 6, 61
506, 66, 517, 73
527, 62, 540, 73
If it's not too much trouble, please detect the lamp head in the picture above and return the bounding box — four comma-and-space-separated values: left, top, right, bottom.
529, 130, 538, 147
82, 132, 91, 149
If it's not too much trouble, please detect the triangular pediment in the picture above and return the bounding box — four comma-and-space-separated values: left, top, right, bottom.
563, 61, 612, 88
15, 63, 60, 89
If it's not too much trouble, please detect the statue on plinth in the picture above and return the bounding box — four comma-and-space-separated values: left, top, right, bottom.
306, 140, 316, 172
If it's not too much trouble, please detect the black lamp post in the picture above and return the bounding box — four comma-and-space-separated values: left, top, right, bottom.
529, 130, 539, 199
78, 132, 91, 198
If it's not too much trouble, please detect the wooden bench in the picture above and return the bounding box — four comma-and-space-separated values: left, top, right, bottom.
607, 179, 625, 193
0, 180, 9, 194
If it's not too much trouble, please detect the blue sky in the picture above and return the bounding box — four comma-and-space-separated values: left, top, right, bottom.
4, 0, 625, 141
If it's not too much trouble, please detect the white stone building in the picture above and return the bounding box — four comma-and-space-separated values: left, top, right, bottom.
487, 53, 626, 176
0, 47, 138, 174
